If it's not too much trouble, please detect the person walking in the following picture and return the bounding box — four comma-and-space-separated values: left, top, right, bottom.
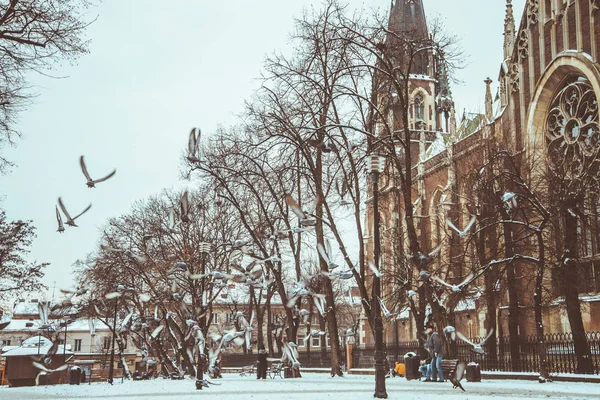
426, 323, 444, 382
256, 345, 268, 379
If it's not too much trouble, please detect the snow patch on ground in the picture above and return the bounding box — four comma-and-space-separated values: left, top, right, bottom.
2, 373, 600, 399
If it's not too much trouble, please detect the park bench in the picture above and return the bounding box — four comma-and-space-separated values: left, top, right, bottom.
268, 362, 283, 379
239, 364, 255, 377
440, 359, 459, 380
89, 368, 124, 384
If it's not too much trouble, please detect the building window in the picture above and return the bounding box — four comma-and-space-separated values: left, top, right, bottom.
311, 337, 320, 347
211, 312, 219, 325
414, 94, 425, 122
1, 340, 10, 346
225, 313, 233, 324
103, 336, 111, 350
297, 335, 305, 347
74, 339, 82, 352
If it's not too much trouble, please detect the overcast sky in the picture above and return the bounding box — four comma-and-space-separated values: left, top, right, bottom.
0, 0, 526, 300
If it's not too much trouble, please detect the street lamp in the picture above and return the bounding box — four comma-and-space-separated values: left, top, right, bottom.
368, 153, 388, 399
107, 290, 120, 385
196, 241, 211, 390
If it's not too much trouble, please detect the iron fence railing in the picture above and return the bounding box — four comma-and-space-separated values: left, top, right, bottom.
221, 332, 600, 374
351, 331, 600, 374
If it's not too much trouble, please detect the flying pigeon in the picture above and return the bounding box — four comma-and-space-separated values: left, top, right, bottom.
317, 239, 339, 270
443, 325, 456, 341
431, 272, 475, 293
286, 195, 317, 227
57, 197, 91, 227
55, 206, 65, 233
376, 296, 393, 318
180, 190, 190, 223
369, 262, 384, 278
456, 328, 494, 355
449, 361, 467, 391
79, 155, 116, 188
186, 128, 201, 163
446, 216, 476, 237
32, 362, 69, 374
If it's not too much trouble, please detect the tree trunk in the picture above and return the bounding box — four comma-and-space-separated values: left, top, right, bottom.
315, 143, 343, 377
501, 212, 521, 371
480, 214, 498, 368
534, 230, 550, 379
562, 209, 593, 373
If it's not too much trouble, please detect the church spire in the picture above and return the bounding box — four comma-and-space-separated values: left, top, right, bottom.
503, 0, 516, 59
388, 0, 428, 39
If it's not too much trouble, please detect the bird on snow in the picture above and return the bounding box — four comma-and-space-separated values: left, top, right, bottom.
286, 195, 317, 227
456, 328, 494, 355
55, 206, 65, 233
446, 216, 477, 237
431, 272, 475, 293
317, 239, 339, 270
449, 361, 467, 391
79, 155, 116, 188
57, 197, 91, 227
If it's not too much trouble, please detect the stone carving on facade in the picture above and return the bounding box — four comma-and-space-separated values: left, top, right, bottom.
546, 76, 600, 183
527, 0, 539, 25
518, 30, 529, 60
509, 63, 520, 93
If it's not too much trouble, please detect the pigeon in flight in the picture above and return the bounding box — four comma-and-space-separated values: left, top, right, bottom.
376, 296, 393, 318
456, 328, 494, 355
449, 361, 467, 391
186, 128, 201, 163
286, 195, 317, 227
32, 362, 69, 374
80, 155, 116, 188
57, 197, 91, 227
369, 262, 384, 278
431, 272, 474, 293
317, 239, 339, 270
180, 191, 190, 223
55, 206, 65, 233
446, 216, 476, 237
443, 325, 457, 341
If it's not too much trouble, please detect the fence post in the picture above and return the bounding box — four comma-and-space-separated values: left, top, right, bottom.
347, 342, 353, 372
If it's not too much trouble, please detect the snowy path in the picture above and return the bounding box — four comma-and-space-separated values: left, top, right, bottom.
2, 373, 600, 400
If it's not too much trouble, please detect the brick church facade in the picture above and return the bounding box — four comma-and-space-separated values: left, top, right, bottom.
364, 0, 600, 345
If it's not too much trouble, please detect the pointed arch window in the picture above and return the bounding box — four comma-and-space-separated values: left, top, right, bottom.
414, 94, 425, 123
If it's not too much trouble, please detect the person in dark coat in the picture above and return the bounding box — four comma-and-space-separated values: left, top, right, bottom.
257, 345, 268, 379
426, 323, 444, 382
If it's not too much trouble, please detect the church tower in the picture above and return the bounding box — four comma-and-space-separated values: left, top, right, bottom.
386, 0, 454, 154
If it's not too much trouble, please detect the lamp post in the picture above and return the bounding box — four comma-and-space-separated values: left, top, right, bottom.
108, 294, 119, 385
195, 241, 211, 390
368, 154, 388, 399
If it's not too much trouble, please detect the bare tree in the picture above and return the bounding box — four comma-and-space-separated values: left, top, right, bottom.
0, 210, 47, 304
0, 0, 97, 172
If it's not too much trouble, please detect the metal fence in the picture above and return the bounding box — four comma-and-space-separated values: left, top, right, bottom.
351, 331, 600, 374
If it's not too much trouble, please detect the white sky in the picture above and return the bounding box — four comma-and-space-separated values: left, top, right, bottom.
0, 0, 526, 299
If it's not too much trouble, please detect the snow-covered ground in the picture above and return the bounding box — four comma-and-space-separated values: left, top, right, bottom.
2, 373, 600, 400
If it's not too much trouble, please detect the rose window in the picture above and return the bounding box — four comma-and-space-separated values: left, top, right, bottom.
546, 76, 600, 182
